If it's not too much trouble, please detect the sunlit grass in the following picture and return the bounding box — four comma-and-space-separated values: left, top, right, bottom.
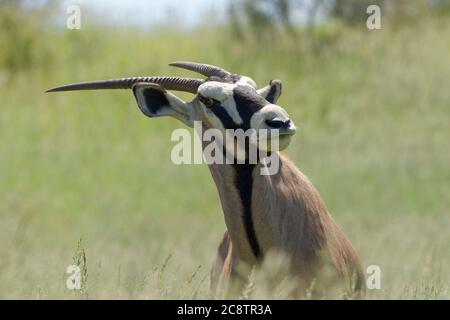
0, 11, 448, 299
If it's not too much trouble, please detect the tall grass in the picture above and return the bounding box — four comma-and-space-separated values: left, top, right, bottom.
0, 7, 448, 299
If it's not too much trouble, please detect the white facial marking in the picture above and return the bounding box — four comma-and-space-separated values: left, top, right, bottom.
198, 81, 233, 102
237, 76, 257, 88
250, 104, 290, 130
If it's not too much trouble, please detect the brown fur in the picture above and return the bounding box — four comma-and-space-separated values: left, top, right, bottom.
209, 155, 365, 298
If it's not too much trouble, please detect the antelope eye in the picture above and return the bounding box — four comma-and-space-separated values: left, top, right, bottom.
198, 94, 215, 107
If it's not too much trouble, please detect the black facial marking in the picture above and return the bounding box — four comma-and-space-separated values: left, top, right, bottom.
233, 85, 269, 130
209, 101, 239, 130
134, 87, 169, 116
232, 163, 261, 259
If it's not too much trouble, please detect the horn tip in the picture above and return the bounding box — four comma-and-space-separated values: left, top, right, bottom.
46, 85, 73, 92
168, 61, 184, 67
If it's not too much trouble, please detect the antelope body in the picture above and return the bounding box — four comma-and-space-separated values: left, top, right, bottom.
208, 155, 364, 296
47, 61, 364, 297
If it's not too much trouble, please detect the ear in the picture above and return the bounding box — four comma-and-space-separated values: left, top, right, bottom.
257, 79, 282, 104
132, 83, 195, 127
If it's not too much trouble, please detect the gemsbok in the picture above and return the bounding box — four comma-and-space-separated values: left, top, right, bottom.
47, 61, 364, 298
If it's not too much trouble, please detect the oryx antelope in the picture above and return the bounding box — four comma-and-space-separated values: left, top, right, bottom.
47, 61, 364, 297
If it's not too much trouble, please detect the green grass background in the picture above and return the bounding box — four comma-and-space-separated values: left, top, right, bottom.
0, 7, 448, 299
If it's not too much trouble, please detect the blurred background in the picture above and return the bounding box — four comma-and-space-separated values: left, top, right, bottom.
0, 0, 448, 299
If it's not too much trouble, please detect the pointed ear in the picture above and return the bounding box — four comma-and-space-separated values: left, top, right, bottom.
132, 83, 195, 127
257, 79, 282, 104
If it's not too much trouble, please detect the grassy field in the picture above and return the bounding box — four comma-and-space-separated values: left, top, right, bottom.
0, 10, 449, 299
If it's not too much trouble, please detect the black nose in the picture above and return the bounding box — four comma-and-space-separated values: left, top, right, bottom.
265, 119, 291, 129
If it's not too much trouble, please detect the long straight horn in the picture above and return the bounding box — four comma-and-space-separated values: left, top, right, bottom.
46, 76, 204, 94
169, 61, 231, 78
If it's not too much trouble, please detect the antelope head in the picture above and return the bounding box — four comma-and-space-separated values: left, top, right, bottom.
46, 62, 297, 153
